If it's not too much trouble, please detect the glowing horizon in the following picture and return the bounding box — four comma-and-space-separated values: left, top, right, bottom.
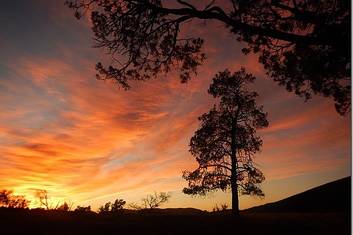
0, 0, 350, 211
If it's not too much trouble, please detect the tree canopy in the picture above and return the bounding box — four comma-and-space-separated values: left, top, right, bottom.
0, 190, 29, 209
67, 0, 350, 115
183, 68, 268, 215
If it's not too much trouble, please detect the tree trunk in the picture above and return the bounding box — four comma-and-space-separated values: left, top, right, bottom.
231, 157, 239, 216
231, 125, 239, 216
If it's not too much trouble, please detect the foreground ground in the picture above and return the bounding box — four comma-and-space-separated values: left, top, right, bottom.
1, 177, 350, 234
0, 209, 349, 235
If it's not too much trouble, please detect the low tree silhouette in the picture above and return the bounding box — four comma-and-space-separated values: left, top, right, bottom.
0, 190, 29, 209
213, 203, 229, 212
142, 192, 171, 209
0, 190, 12, 207
183, 68, 268, 216
34, 189, 50, 210
57, 202, 74, 211
111, 199, 126, 212
129, 192, 171, 210
128, 202, 143, 210
98, 198, 126, 214
34, 189, 71, 210
66, 0, 350, 115
98, 202, 111, 214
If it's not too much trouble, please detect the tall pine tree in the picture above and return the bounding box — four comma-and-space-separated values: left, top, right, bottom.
183, 68, 269, 215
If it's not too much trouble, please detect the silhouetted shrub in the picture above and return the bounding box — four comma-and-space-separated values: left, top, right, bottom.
56, 202, 73, 211
111, 199, 126, 212
212, 203, 228, 212
98, 202, 111, 214
98, 198, 126, 214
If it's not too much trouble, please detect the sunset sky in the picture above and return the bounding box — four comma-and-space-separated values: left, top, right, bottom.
0, 0, 350, 211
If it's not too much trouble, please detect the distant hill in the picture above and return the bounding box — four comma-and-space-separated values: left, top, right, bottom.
244, 177, 351, 213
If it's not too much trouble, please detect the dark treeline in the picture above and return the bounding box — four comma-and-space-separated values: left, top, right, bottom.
0, 189, 172, 214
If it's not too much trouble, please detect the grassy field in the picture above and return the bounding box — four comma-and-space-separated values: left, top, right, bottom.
0, 208, 349, 235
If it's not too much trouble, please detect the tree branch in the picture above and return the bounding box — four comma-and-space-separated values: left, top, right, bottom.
145, 2, 321, 45
177, 0, 196, 10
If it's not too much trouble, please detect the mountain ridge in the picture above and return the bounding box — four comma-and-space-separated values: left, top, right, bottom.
243, 176, 351, 213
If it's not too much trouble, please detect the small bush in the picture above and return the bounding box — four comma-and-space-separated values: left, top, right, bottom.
98, 199, 126, 214
111, 199, 126, 212
56, 202, 73, 211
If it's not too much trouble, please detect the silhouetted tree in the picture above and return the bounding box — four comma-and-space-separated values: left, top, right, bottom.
34, 189, 67, 210
34, 189, 51, 210
0, 190, 29, 209
66, 0, 350, 115
98, 202, 111, 213
183, 68, 268, 216
0, 190, 12, 207
129, 192, 171, 210
111, 199, 126, 212
98, 198, 126, 213
7, 195, 29, 209
142, 192, 171, 209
